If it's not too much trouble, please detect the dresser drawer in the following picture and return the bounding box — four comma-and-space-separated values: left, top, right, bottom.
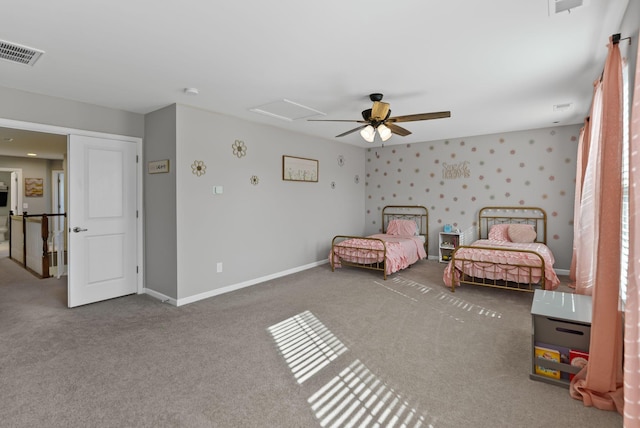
532, 315, 590, 351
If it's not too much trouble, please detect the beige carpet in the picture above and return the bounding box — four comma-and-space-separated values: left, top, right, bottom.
0, 240, 8, 258
0, 256, 622, 427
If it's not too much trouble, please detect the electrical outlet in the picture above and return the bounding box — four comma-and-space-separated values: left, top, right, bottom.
217, 262, 223, 273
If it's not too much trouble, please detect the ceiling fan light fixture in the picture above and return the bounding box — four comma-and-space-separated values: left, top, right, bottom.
360, 125, 375, 143
377, 124, 392, 141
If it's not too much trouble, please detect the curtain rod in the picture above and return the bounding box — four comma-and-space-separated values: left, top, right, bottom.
612, 33, 631, 45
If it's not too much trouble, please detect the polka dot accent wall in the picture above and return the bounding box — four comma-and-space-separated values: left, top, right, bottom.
364, 125, 581, 270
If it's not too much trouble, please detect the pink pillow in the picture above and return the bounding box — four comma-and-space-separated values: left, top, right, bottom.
508, 224, 537, 243
488, 224, 511, 241
387, 219, 418, 236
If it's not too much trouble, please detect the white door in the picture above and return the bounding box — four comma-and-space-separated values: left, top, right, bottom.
68, 134, 137, 307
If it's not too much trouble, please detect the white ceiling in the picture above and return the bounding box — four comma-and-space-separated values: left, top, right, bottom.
0, 127, 66, 160
0, 0, 631, 158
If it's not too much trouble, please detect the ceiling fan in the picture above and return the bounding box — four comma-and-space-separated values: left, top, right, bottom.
309, 93, 451, 142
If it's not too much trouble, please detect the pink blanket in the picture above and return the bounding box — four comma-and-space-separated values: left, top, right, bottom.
442, 239, 560, 290
330, 234, 427, 275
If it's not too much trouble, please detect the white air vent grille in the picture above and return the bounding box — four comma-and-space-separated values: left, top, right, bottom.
0, 40, 44, 66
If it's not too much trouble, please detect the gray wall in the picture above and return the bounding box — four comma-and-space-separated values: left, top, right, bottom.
0, 156, 62, 214
0, 86, 144, 138
174, 104, 365, 300
143, 104, 178, 299
364, 125, 581, 270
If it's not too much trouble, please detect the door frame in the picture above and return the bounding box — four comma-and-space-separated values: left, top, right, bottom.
0, 167, 22, 214
0, 117, 144, 296
51, 169, 65, 232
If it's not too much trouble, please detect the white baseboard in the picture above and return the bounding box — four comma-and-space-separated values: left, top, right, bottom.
145, 259, 328, 307
143, 287, 178, 306
144, 259, 569, 306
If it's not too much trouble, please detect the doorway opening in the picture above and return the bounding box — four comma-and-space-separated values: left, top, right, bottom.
0, 119, 143, 308
0, 127, 68, 303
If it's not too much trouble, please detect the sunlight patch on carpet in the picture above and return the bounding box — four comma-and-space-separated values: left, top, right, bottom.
435, 293, 502, 319
392, 275, 503, 319
308, 359, 435, 428
391, 276, 434, 294
373, 281, 419, 303
268, 310, 348, 384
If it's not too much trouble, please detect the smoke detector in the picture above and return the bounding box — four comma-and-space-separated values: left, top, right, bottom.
0, 40, 44, 66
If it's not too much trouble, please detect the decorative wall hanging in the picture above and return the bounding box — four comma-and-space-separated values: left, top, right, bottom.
24, 178, 43, 197
282, 155, 318, 182
232, 140, 247, 158
442, 161, 470, 179
147, 159, 170, 174
337, 155, 345, 166
250, 175, 259, 185
191, 160, 207, 176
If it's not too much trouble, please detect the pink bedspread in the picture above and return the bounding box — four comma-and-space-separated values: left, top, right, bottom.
442, 239, 560, 290
330, 234, 427, 275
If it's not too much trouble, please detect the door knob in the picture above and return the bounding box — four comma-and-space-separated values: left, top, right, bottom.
72, 227, 88, 233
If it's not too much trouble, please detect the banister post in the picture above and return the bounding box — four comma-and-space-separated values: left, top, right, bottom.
22, 212, 26, 268
41, 214, 49, 278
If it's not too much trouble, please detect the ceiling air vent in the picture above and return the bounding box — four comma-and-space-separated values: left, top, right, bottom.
0, 40, 44, 66
553, 102, 574, 112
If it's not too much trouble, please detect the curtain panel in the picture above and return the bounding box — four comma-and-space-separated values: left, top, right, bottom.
573, 84, 603, 295
569, 37, 624, 414
569, 118, 590, 286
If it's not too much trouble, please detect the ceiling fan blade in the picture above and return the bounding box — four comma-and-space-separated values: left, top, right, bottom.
336, 125, 368, 138
307, 119, 367, 123
387, 123, 412, 136
371, 102, 390, 121
388, 111, 451, 123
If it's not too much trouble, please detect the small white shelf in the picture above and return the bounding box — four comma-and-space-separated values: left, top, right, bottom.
439, 231, 462, 263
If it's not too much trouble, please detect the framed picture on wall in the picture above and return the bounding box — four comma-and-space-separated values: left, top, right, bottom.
282, 155, 318, 182
25, 178, 44, 197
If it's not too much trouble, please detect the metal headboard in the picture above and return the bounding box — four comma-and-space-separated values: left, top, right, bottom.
381, 205, 429, 252
478, 206, 547, 244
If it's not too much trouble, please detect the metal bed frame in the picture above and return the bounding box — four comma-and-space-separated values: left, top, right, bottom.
330, 205, 428, 280
449, 206, 548, 292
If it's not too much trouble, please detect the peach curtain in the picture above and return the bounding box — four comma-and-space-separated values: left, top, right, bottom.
624, 32, 640, 427
570, 37, 624, 413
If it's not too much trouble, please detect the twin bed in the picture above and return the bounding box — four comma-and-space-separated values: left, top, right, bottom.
443, 206, 560, 292
330, 205, 559, 293
329, 205, 428, 280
